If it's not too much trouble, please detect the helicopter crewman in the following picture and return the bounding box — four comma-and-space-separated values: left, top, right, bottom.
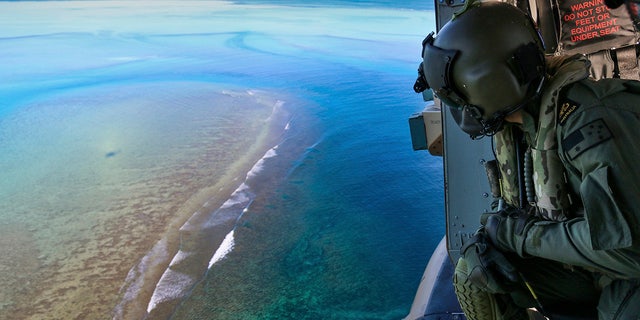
416, 1, 640, 319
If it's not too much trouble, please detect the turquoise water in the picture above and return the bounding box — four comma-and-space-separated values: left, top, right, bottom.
0, 1, 441, 319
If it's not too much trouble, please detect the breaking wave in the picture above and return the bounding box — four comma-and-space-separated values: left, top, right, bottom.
208, 229, 236, 268
113, 97, 291, 319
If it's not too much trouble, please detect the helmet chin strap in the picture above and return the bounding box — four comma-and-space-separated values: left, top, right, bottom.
471, 101, 529, 139
478, 115, 506, 139
461, 105, 505, 140
468, 75, 545, 140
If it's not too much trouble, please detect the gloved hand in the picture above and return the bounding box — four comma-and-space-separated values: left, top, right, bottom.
482, 208, 539, 257
459, 229, 521, 294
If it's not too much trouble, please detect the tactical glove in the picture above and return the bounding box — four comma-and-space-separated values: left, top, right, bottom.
483, 209, 539, 257
459, 230, 521, 294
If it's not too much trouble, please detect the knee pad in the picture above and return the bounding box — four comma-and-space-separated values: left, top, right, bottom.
453, 258, 529, 320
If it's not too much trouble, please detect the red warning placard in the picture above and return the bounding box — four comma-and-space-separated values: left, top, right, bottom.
559, 0, 636, 53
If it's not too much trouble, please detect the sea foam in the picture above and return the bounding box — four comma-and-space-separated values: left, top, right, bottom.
247, 146, 278, 178
146, 269, 196, 313
169, 250, 193, 267
113, 238, 169, 319
208, 230, 235, 268
220, 183, 251, 209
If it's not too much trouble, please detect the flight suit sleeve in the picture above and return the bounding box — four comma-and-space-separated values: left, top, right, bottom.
521, 101, 640, 278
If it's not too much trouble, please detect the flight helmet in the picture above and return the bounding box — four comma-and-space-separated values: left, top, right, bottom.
418, 1, 546, 139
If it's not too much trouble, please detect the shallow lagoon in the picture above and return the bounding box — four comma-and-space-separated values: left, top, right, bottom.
0, 1, 440, 319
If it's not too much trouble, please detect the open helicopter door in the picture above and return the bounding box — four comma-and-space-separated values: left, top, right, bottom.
408, 0, 495, 263
404, 1, 497, 318
406, 0, 639, 319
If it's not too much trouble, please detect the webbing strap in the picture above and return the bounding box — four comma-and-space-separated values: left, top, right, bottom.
586, 49, 615, 79
616, 45, 640, 80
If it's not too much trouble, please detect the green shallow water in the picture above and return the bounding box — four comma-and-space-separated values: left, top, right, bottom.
0, 82, 288, 318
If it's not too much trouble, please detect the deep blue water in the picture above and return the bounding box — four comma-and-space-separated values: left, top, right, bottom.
164, 4, 444, 318
174, 61, 445, 319
0, 1, 441, 319
233, 0, 435, 10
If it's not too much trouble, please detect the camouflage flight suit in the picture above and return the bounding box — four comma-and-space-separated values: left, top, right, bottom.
491, 54, 640, 318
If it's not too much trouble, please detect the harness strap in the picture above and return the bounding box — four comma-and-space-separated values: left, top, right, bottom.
615, 45, 640, 80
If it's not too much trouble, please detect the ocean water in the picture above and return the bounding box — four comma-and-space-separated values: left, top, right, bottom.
0, 1, 441, 319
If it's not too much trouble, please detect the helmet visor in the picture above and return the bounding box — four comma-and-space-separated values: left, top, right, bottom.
422, 33, 468, 110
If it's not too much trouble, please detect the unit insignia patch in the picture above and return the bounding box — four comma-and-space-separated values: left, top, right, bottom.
558, 98, 580, 126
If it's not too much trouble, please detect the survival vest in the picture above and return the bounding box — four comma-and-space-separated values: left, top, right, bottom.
494, 56, 591, 220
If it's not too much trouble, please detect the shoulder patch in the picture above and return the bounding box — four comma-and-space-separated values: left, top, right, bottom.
562, 119, 612, 160
558, 98, 580, 125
